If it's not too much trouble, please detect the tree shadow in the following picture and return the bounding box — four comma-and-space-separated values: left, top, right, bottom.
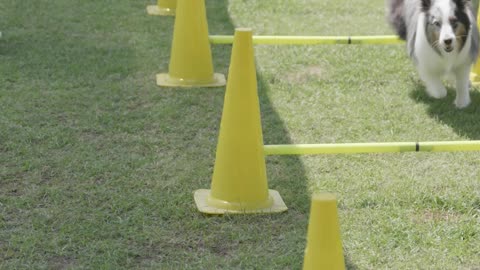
409, 80, 480, 139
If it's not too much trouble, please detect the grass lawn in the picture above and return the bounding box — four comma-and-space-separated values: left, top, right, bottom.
1, 0, 479, 269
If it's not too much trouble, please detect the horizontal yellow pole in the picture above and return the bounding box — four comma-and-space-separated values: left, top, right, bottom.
264, 141, 480, 155
209, 35, 403, 45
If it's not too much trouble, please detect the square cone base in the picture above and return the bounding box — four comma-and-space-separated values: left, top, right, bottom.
146, 5, 175, 16
194, 189, 288, 214
156, 73, 226, 88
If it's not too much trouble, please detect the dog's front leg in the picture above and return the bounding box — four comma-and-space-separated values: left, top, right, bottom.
454, 65, 471, 109
419, 67, 448, 99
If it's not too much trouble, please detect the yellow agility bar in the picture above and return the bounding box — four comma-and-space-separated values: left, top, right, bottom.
264, 141, 480, 155
209, 35, 403, 45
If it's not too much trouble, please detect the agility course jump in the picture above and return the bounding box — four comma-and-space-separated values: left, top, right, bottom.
155, 2, 480, 268
154, 0, 480, 87
264, 141, 480, 155
157, 0, 480, 222
162, 0, 480, 214
209, 35, 402, 45
192, 28, 480, 268
194, 28, 480, 215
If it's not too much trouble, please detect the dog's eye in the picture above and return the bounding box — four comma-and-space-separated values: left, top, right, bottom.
451, 20, 458, 28
433, 21, 441, 27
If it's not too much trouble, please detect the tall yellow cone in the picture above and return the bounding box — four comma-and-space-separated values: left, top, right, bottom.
194, 28, 287, 214
303, 193, 345, 270
156, 0, 225, 88
146, 0, 176, 16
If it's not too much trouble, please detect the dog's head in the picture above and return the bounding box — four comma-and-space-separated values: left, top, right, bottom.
422, 0, 472, 53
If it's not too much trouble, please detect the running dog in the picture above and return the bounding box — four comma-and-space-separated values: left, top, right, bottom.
388, 0, 479, 108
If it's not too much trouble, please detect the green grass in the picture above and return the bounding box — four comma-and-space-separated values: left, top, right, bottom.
1, 0, 479, 269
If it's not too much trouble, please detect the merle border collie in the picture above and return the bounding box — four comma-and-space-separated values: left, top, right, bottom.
388, 0, 479, 108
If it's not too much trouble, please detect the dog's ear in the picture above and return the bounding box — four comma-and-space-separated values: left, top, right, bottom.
421, 0, 432, 12
453, 0, 469, 10
461, 0, 471, 6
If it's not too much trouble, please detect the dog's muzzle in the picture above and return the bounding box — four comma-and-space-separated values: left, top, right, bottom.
444, 39, 454, 52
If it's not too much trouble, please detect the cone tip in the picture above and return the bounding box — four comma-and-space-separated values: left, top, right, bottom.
312, 193, 337, 202
235, 27, 253, 33
232, 28, 253, 45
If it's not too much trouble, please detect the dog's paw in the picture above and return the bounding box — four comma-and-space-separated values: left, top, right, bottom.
454, 96, 471, 109
426, 86, 447, 99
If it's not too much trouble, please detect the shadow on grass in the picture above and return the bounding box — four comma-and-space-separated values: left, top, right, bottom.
0, 1, 143, 85
409, 81, 480, 139
0, 0, 356, 269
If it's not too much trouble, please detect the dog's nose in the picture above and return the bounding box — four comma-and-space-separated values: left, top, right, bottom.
444, 39, 453, 45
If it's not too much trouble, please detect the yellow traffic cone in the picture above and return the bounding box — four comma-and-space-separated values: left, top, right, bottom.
471, 63, 480, 85
146, 0, 176, 16
156, 0, 225, 88
303, 193, 345, 270
471, 10, 480, 85
194, 28, 287, 214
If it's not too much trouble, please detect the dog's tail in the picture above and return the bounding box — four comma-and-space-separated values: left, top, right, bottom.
387, 0, 407, 40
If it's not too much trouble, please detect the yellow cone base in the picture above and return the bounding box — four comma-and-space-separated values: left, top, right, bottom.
194, 189, 287, 214
146, 5, 175, 16
156, 73, 226, 88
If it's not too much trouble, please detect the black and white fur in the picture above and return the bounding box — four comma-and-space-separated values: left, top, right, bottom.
388, 0, 479, 108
